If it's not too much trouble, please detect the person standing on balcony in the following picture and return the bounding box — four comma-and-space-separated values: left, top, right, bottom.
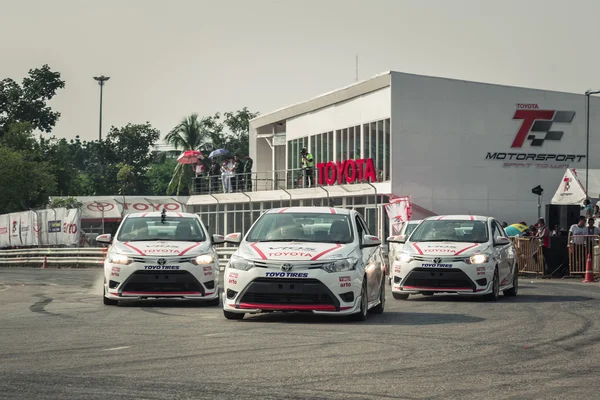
244, 154, 253, 191
233, 155, 244, 192
301, 147, 314, 187
208, 158, 220, 194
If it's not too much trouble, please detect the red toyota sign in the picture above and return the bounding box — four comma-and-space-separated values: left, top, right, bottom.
316, 158, 377, 185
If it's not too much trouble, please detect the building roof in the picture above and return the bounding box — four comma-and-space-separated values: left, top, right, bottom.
249, 71, 392, 129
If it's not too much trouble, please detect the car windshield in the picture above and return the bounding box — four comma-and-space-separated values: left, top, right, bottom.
409, 220, 489, 243
246, 212, 354, 244
404, 222, 419, 236
116, 217, 206, 242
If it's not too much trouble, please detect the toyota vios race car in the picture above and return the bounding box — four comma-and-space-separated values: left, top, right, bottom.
221, 207, 386, 321
96, 210, 224, 305
388, 215, 518, 301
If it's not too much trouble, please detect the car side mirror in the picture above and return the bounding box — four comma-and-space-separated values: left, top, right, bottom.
495, 236, 510, 245
362, 234, 381, 247
387, 235, 406, 244
224, 232, 242, 244
212, 234, 225, 244
96, 233, 112, 244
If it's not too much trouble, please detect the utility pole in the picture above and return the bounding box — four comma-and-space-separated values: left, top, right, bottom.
93, 75, 110, 141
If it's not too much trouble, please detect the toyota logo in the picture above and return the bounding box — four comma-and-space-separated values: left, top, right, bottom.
433, 257, 442, 264
157, 258, 167, 265
281, 263, 293, 272
87, 202, 115, 212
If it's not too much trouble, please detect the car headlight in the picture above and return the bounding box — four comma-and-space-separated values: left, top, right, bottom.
397, 253, 413, 263
107, 254, 132, 265
192, 254, 214, 265
321, 258, 359, 273
228, 255, 255, 271
466, 254, 489, 265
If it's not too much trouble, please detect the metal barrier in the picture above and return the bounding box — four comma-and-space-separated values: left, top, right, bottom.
0, 246, 238, 269
513, 237, 545, 275
568, 235, 600, 275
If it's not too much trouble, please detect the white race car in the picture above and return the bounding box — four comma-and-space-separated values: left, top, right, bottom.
387, 219, 422, 285
388, 215, 518, 301
96, 211, 224, 305
221, 207, 386, 321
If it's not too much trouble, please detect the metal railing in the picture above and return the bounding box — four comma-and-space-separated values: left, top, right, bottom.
191, 165, 386, 195
568, 235, 599, 275
0, 246, 238, 269
513, 237, 545, 275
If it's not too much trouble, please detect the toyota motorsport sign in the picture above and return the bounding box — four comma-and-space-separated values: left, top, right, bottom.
485, 103, 585, 169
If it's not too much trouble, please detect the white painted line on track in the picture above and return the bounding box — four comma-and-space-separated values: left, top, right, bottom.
102, 346, 131, 351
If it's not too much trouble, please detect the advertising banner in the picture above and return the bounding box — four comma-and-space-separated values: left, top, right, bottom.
8, 213, 21, 246
77, 196, 189, 220
0, 214, 10, 248
19, 211, 35, 247
384, 196, 412, 236
63, 208, 81, 246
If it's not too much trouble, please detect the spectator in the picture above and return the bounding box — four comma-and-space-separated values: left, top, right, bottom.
208, 158, 220, 193
536, 218, 550, 268
583, 199, 593, 218
568, 216, 589, 270
594, 205, 600, 219
243, 154, 253, 191
501, 222, 508, 229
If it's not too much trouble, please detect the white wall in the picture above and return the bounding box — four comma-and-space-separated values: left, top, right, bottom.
390, 72, 600, 225
285, 87, 391, 140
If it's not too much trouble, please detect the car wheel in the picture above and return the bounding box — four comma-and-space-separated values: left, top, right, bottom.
484, 268, 500, 301
393, 293, 409, 300
103, 287, 118, 306
349, 279, 368, 321
370, 278, 385, 314
223, 310, 244, 320
503, 270, 518, 297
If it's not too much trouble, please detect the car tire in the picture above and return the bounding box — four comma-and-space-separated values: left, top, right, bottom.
349, 279, 368, 321
393, 293, 409, 300
223, 310, 244, 320
503, 269, 518, 297
370, 278, 385, 314
484, 268, 500, 301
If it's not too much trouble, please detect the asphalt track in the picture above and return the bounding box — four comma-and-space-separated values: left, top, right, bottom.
1, 268, 600, 400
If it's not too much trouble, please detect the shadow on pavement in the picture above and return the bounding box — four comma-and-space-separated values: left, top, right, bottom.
240, 310, 485, 325
407, 293, 593, 303
116, 299, 220, 308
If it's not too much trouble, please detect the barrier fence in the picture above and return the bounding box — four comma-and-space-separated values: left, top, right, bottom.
0, 246, 238, 270
513, 237, 545, 275
567, 234, 599, 275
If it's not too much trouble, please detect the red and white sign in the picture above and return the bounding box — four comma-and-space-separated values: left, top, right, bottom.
316, 158, 377, 186
74, 196, 188, 219
384, 196, 411, 235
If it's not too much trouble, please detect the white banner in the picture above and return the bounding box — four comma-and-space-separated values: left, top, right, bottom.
63, 208, 81, 246
73, 196, 189, 220
8, 213, 21, 246
35, 209, 67, 247
384, 196, 412, 236
19, 211, 35, 247
0, 214, 10, 248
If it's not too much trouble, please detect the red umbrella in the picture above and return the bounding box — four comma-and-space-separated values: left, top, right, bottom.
177, 150, 203, 164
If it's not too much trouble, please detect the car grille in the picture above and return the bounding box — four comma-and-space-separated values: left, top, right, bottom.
252, 261, 327, 270
402, 268, 476, 291
412, 256, 465, 262
121, 270, 204, 294
131, 256, 195, 264
238, 278, 339, 308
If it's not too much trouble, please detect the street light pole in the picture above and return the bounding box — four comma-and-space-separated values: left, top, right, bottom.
93, 75, 110, 141
585, 89, 600, 197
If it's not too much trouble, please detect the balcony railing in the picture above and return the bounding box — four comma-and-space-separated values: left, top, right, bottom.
190, 167, 386, 195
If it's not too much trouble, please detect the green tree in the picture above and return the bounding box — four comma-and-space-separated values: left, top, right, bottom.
222, 107, 259, 157
0, 145, 56, 213
146, 158, 178, 195
165, 114, 214, 195
47, 197, 83, 209
0, 65, 65, 137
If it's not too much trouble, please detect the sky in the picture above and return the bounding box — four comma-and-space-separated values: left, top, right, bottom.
2, 0, 600, 143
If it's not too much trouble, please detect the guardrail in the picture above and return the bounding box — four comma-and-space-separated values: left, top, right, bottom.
0, 246, 238, 269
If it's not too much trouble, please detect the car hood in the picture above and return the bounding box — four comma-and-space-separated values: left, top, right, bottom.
239, 241, 355, 261
112, 240, 212, 257
407, 242, 489, 257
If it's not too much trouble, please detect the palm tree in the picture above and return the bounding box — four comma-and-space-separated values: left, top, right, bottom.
165, 113, 211, 195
